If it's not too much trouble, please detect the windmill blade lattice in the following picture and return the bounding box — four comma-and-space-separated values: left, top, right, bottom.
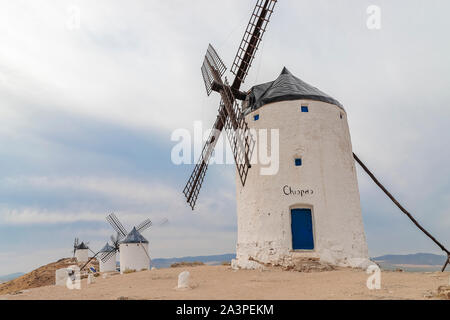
231, 0, 277, 88
183, 106, 226, 210
100, 233, 121, 264
72, 237, 79, 257
136, 219, 153, 233
182, 0, 278, 210
202, 44, 227, 96
106, 213, 128, 239
220, 103, 255, 186
100, 249, 116, 264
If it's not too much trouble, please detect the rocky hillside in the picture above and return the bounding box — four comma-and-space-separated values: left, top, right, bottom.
0, 258, 98, 295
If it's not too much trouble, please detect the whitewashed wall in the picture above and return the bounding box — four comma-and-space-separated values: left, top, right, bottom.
98, 253, 116, 272
119, 243, 149, 274
233, 99, 370, 269
75, 249, 88, 263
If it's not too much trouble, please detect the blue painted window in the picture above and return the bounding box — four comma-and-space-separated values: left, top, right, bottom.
295, 158, 302, 166
253, 114, 260, 121
291, 208, 314, 250
301, 106, 309, 113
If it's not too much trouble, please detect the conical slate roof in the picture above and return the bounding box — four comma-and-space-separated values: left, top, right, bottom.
99, 243, 115, 253
121, 227, 149, 244
76, 242, 89, 250
245, 67, 343, 115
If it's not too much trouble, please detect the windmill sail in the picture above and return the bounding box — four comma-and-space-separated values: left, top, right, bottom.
183, 107, 225, 210
72, 237, 79, 257
184, 85, 254, 208
220, 100, 255, 186
99, 233, 121, 263
106, 213, 127, 239
136, 219, 152, 233
183, 0, 277, 210
202, 44, 227, 96
231, 0, 277, 89
100, 249, 116, 264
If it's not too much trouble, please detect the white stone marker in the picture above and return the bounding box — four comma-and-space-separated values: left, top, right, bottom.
55, 265, 80, 289
55, 268, 69, 286
177, 271, 190, 289
87, 274, 94, 285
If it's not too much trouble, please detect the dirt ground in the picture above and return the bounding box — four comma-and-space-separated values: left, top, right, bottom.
1, 265, 449, 300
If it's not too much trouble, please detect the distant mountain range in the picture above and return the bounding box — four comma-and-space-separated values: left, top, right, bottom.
372, 253, 447, 266
0, 272, 25, 283
151, 254, 236, 269
372, 253, 447, 272
151, 253, 447, 269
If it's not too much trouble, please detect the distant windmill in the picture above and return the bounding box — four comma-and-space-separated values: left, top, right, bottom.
105, 213, 153, 274
77, 215, 168, 273
72, 238, 92, 263
72, 237, 79, 258
97, 235, 120, 273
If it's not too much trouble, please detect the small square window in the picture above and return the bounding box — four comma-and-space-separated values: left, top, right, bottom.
254, 114, 260, 121
301, 106, 309, 113
295, 158, 302, 166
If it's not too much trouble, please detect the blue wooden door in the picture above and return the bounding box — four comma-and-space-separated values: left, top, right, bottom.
291, 209, 314, 250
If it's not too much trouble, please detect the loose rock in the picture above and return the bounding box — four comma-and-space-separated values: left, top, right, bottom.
177, 271, 190, 289
437, 286, 450, 300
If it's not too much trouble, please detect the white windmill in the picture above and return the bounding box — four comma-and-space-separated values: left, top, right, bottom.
182, 0, 369, 269
97, 241, 117, 272
104, 213, 152, 274
72, 238, 90, 263
182, 0, 450, 272
233, 67, 370, 269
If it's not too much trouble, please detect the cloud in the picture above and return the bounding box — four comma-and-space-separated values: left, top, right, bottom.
1, 208, 105, 225
0, 175, 194, 226
0, 172, 237, 234
0, 0, 255, 134
0, 247, 70, 275
3, 176, 180, 207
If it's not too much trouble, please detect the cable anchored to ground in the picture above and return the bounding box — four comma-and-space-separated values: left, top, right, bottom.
353, 153, 450, 272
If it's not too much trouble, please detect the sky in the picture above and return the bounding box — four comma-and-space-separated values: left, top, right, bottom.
0, 0, 449, 275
